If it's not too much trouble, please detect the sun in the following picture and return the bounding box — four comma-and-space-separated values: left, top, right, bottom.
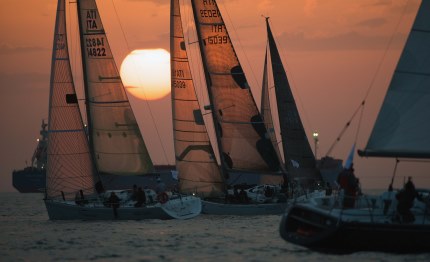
120, 49, 171, 100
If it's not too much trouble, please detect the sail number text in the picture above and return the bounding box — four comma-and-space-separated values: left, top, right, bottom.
173, 69, 186, 89
207, 25, 228, 45
86, 37, 106, 57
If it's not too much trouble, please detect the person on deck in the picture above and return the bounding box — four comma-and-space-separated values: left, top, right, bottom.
155, 177, 166, 194
108, 192, 120, 218
131, 184, 138, 201
337, 164, 358, 208
134, 187, 146, 207
239, 189, 249, 203
325, 182, 332, 196
396, 177, 420, 223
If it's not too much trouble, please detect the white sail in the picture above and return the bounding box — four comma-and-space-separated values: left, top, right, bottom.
77, 0, 154, 175
46, 0, 100, 200
190, 0, 280, 174
360, 1, 430, 158
171, 0, 224, 197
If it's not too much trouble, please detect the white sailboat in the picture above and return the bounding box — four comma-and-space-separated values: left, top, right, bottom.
44, 0, 201, 220
171, 0, 288, 215
279, 0, 430, 253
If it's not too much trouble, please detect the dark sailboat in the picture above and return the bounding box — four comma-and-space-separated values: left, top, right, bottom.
279, 0, 430, 253
262, 17, 322, 190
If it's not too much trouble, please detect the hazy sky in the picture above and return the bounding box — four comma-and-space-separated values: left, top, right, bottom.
1, 0, 428, 192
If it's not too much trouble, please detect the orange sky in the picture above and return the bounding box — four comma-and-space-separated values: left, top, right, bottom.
1, 0, 428, 192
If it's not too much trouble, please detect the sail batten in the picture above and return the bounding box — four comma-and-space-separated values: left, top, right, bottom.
171, 0, 224, 197
360, 1, 430, 159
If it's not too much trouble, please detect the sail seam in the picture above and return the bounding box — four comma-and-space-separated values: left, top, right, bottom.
395, 70, 430, 76
48, 129, 85, 133
172, 98, 198, 102
89, 100, 129, 104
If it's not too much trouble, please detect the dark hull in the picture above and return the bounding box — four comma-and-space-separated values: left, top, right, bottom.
280, 205, 430, 253
12, 168, 176, 193
12, 168, 46, 193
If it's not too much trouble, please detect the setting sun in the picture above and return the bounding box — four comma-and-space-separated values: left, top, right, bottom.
120, 49, 171, 100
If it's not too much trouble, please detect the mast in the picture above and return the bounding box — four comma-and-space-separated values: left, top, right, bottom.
190, 0, 228, 180
76, 0, 93, 157
171, 0, 225, 196
190, 0, 280, 176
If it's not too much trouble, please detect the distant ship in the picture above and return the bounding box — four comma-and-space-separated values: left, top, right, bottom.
12, 120, 48, 193
13, 121, 178, 193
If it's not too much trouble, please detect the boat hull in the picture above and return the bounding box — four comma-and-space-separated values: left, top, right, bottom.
45, 195, 201, 220
202, 200, 287, 215
280, 204, 430, 253
12, 168, 46, 193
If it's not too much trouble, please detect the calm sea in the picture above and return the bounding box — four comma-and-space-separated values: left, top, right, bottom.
0, 192, 429, 261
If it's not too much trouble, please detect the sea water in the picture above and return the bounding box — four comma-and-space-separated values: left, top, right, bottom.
0, 192, 429, 261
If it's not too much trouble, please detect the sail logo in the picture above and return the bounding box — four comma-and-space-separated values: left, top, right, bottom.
56, 34, 66, 50
86, 10, 98, 31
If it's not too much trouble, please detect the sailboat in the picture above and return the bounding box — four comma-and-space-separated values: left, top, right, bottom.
171, 0, 288, 215
44, 0, 201, 220
279, 0, 430, 253
262, 17, 322, 192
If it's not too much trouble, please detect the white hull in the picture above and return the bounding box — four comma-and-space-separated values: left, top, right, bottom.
202, 200, 287, 215
45, 195, 201, 220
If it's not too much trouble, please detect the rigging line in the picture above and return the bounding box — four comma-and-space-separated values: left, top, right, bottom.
356, 0, 412, 144
326, 0, 412, 157
267, 19, 315, 135
325, 100, 364, 157
390, 158, 399, 188
220, 0, 259, 92
354, 101, 365, 145
362, 0, 412, 105
109, 0, 170, 165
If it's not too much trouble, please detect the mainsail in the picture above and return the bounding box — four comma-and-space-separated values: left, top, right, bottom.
191, 0, 280, 174
46, 0, 100, 200
171, 0, 224, 196
359, 1, 430, 158
77, 0, 153, 175
265, 19, 319, 183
